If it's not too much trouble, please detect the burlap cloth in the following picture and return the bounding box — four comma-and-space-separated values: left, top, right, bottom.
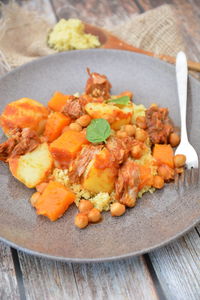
0, 2, 185, 74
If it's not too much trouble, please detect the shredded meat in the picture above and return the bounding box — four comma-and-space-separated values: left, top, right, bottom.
115, 159, 140, 207
69, 145, 103, 182
0, 138, 17, 162
62, 96, 84, 119
85, 68, 112, 100
106, 136, 135, 165
145, 106, 174, 144
0, 128, 40, 162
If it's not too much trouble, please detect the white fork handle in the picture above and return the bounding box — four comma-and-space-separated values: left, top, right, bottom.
176, 51, 189, 143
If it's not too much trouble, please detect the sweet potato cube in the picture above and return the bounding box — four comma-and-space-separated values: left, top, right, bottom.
138, 165, 153, 190
0, 97, 49, 136
153, 144, 174, 168
48, 91, 70, 112
34, 181, 75, 221
50, 129, 89, 167
44, 112, 71, 142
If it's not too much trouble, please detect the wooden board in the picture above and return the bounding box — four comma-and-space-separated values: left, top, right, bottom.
149, 229, 200, 300
17, 252, 159, 300
0, 243, 20, 300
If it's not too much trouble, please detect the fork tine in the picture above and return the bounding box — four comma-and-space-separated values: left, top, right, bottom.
184, 168, 199, 188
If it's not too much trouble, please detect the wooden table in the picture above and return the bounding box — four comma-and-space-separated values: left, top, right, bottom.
1, 1, 200, 299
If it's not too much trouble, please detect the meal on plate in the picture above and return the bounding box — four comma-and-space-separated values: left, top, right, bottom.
0, 69, 186, 229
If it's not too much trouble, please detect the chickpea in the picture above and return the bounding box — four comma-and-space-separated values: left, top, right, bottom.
69, 122, 82, 131
135, 128, 147, 142
110, 202, 126, 217
36, 182, 48, 193
124, 125, 136, 136
158, 165, 174, 181
153, 176, 164, 189
78, 200, 93, 214
174, 154, 186, 168
116, 130, 128, 138
88, 208, 101, 223
30, 192, 40, 207
131, 145, 143, 159
74, 213, 89, 229
136, 116, 147, 129
169, 133, 180, 147
76, 114, 91, 127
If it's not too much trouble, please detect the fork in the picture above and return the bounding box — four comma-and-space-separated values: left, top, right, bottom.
175, 51, 199, 172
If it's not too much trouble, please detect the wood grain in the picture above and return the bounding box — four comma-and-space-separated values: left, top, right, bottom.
17, 252, 159, 300
149, 229, 200, 300
0, 243, 20, 300
51, 0, 140, 26
17, 252, 79, 300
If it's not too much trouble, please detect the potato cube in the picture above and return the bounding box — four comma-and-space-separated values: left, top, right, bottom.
85, 102, 133, 130
82, 148, 117, 193
9, 143, 53, 188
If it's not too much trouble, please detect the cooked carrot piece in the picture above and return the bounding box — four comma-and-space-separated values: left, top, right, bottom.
138, 164, 153, 190
44, 112, 71, 142
50, 129, 89, 167
153, 144, 174, 168
48, 91, 70, 112
34, 181, 75, 221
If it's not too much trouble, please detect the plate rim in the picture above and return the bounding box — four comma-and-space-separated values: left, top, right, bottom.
0, 49, 200, 262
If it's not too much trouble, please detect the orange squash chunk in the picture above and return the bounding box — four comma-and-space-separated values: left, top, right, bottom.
34, 181, 75, 221
50, 129, 89, 167
44, 112, 71, 142
48, 91, 70, 112
153, 144, 174, 168
138, 164, 153, 190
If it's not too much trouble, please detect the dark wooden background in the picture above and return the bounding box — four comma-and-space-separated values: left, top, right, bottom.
0, 1, 200, 300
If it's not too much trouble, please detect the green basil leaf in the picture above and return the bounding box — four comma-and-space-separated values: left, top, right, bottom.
86, 118, 111, 143
107, 96, 130, 105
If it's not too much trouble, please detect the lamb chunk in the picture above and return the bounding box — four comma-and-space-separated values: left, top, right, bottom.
85, 68, 112, 100
62, 96, 84, 119
145, 106, 174, 144
0, 128, 40, 161
115, 159, 139, 207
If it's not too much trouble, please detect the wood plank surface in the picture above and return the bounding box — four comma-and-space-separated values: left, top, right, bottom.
0, 243, 20, 300
17, 252, 79, 300
149, 229, 200, 300
17, 252, 159, 300
51, 0, 140, 26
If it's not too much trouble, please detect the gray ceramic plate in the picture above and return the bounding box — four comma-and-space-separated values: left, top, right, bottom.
0, 49, 200, 262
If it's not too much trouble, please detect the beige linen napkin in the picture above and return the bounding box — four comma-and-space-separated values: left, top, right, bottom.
0, 2, 185, 71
